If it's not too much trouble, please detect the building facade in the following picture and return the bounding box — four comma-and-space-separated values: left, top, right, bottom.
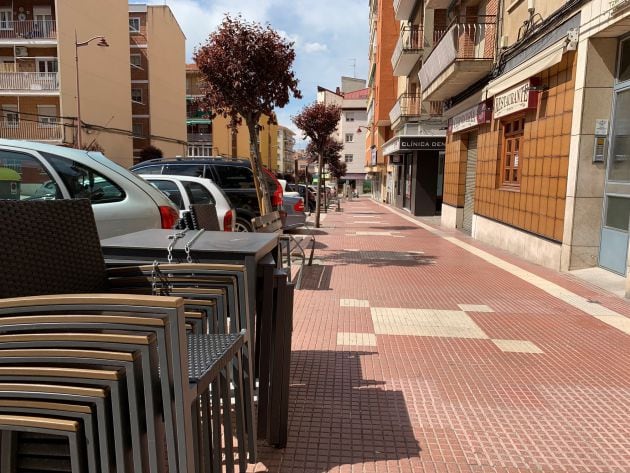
277, 125, 296, 175
0, 0, 134, 165
365, 0, 399, 203
129, 4, 187, 161
185, 63, 279, 171
429, 0, 630, 289
317, 77, 369, 193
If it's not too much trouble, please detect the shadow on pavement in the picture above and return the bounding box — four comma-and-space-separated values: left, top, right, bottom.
298, 264, 333, 290
319, 250, 435, 268
254, 350, 421, 472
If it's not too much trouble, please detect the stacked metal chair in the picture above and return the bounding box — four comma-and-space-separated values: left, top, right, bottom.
0, 199, 257, 473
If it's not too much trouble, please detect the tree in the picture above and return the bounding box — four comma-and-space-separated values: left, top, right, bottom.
138, 145, 163, 163
194, 15, 302, 215
306, 138, 346, 180
292, 102, 341, 227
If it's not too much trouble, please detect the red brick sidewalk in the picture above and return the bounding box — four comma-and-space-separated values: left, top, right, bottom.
250, 198, 630, 473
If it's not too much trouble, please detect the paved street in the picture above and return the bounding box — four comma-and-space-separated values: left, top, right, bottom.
251, 197, 630, 473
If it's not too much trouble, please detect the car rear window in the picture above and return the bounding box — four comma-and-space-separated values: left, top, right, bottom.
213, 165, 254, 189
133, 164, 163, 175
149, 180, 185, 209
182, 181, 215, 205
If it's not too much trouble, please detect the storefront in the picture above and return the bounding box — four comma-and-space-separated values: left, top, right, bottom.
382, 135, 446, 216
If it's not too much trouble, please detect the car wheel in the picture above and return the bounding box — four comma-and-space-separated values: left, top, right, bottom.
234, 218, 252, 232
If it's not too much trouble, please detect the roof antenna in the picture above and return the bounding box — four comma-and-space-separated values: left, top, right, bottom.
349, 58, 356, 78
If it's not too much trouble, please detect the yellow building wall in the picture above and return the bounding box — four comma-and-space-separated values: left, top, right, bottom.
147, 6, 186, 157
56, 0, 133, 166
502, 0, 566, 47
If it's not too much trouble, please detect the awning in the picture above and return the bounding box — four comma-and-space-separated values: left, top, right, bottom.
340, 173, 367, 180
186, 119, 212, 125
484, 39, 567, 99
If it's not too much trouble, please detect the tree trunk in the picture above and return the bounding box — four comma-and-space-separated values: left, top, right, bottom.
247, 119, 272, 216
315, 152, 324, 228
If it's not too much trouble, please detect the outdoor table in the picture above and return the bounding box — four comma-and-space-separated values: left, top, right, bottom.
100, 229, 289, 447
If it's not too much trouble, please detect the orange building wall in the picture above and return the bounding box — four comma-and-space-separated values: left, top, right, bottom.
444, 52, 575, 242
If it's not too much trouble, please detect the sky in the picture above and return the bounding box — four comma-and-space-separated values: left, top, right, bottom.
131, 0, 370, 148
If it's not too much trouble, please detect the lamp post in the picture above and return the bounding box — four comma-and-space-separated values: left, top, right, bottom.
75, 31, 109, 149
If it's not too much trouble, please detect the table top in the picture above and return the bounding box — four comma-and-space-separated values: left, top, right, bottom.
101, 229, 278, 262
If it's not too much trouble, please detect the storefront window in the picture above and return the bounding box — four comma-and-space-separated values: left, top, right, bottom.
605, 195, 630, 231
618, 38, 630, 83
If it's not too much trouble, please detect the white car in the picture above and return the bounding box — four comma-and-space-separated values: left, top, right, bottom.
278, 178, 300, 198
141, 174, 235, 231
0, 139, 179, 238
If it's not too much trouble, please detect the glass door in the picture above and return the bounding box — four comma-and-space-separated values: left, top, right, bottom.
599, 51, 630, 274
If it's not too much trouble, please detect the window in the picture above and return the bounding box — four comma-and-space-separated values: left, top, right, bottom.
129, 17, 141, 33
37, 105, 57, 127
132, 164, 163, 175
131, 88, 143, 104
150, 180, 184, 209
344, 154, 353, 163
501, 117, 524, 187
0, 9, 12, 30
214, 165, 254, 189
37, 59, 58, 74
130, 54, 142, 68
132, 123, 144, 138
0, 150, 57, 200
183, 181, 216, 205
345, 133, 354, 143
164, 164, 206, 177
2, 105, 18, 127
43, 152, 125, 204
346, 112, 355, 122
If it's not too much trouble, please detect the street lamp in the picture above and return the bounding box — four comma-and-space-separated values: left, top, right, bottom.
75, 31, 109, 149
355, 125, 373, 134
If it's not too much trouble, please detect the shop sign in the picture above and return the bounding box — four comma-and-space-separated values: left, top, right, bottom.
449, 103, 491, 133
390, 155, 402, 165
399, 137, 445, 151
493, 80, 539, 119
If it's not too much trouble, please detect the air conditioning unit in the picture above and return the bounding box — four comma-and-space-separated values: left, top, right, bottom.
15, 47, 28, 57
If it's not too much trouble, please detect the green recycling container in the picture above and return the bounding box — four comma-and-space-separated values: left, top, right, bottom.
0, 167, 21, 200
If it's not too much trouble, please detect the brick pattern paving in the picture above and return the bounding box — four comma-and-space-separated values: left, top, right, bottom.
249, 199, 630, 473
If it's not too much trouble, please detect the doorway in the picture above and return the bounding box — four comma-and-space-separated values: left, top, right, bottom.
462, 133, 478, 233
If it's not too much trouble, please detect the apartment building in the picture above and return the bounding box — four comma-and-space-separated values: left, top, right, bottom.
424, 0, 630, 289
129, 4, 186, 161
277, 125, 296, 175
0, 0, 133, 165
185, 63, 279, 171
365, 0, 398, 202
317, 77, 369, 193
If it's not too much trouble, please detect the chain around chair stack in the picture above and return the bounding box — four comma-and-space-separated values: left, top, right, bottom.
0, 199, 258, 473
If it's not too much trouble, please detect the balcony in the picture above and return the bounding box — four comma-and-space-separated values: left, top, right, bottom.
0, 20, 57, 42
392, 26, 423, 77
0, 72, 59, 94
394, 0, 420, 20
389, 93, 421, 128
366, 100, 374, 127
419, 16, 496, 102
0, 120, 62, 141
187, 133, 212, 143
425, 0, 451, 7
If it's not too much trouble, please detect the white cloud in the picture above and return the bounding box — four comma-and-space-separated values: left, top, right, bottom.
303, 42, 328, 53
134, 0, 369, 136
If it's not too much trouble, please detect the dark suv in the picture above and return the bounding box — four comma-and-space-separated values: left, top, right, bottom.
131, 158, 283, 231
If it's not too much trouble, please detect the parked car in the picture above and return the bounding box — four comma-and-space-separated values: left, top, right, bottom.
296, 184, 316, 212
0, 139, 179, 238
282, 194, 307, 230
278, 178, 300, 198
141, 174, 235, 231
131, 158, 283, 232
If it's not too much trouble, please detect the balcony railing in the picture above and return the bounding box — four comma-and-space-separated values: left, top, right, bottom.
394, 0, 418, 21
0, 120, 62, 141
392, 26, 423, 75
389, 93, 422, 124
0, 72, 59, 92
420, 16, 496, 94
187, 132, 212, 143
0, 20, 57, 40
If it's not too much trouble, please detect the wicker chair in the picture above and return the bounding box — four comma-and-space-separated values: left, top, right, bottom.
0, 199, 255, 473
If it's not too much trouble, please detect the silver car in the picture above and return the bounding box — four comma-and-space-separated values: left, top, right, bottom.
0, 139, 179, 238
